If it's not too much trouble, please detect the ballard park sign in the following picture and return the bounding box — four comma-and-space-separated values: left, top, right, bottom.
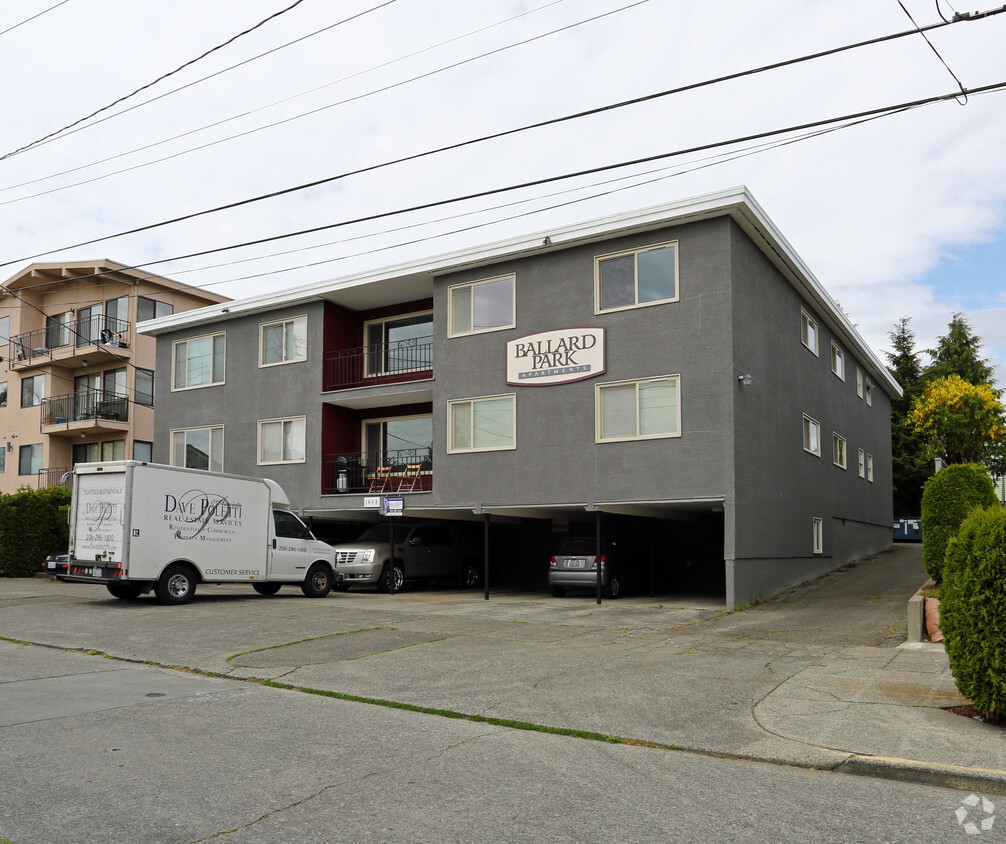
506, 327, 606, 386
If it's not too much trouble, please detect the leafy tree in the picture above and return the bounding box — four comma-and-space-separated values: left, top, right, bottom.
886, 317, 931, 515
926, 312, 996, 387
907, 375, 1006, 465
920, 463, 998, 582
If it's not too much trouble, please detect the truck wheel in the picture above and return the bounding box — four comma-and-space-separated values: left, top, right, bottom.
458, 563, 480, 590
380, 563, 404, 594
253, 583, 282, 596
301, 564, 333, 598
155, 564, 197, 605
107, 582, 144, 600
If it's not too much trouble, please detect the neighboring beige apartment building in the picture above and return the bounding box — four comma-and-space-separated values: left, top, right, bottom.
0, 260, 228, 493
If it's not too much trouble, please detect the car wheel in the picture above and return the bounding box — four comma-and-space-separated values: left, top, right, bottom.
155, 564, 197, 605
301, 564, 333, 598
253, 582, 282, 596
381, 563, 404, 594
604, 576, 621, 599
458, 562, 480, 590
550, 586, 565, 598
106, 582, 143, 600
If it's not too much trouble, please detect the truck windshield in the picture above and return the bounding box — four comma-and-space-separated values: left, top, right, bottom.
356, 525, 392, 543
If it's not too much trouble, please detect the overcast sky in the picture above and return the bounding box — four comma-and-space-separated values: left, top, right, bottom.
2, 0, 1004, 381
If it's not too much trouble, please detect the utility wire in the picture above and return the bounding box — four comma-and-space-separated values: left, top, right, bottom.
898, 0, 968, 102
0, 0, 71, 38
0, 0, 324, 162
5, 80, 1002, 277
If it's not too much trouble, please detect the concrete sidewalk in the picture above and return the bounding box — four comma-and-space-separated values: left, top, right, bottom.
5, 542, 1005, 795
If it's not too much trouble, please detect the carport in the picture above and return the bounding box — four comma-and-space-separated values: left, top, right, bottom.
304, 496, 726, 604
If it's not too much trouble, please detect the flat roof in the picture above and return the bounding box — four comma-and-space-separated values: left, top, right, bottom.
139, 187, 901, 397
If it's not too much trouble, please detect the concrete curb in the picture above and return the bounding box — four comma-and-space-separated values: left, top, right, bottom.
838, 754, 1006, 796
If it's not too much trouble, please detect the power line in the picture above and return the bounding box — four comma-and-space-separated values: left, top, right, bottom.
0, 0, 71, 38
4, 76, 1004, 273
898, 0, 968, 102
0, 0, 330, 162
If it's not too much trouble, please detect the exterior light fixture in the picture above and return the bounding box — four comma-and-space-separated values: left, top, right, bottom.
737, 373, 753, 386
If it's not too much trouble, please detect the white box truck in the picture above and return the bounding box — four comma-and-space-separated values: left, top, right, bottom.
58, 461, 337, 605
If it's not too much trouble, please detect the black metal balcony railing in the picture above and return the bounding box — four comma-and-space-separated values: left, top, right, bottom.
9, 315, 130, 365
322, 448, 432, 495
37, 466, 72, 489
324, 337, 433, 391
41, 389, 130, 426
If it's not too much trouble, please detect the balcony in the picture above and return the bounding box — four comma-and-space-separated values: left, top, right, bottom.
322, 449, 432, 495
37, 466, 72, 489
41, 389, 130, 436
9, 315, 131, 370
324, 337, 432, 392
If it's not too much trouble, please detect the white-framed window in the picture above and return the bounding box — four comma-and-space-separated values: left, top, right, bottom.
858, 448, 866, 478
595, 241, 678, 313
803, 414, 821, 456
867, 453, 874, 482
812, 517, 823, 555
596, 375, 680, 442
170, 426, 223, 472
18, 443, 42, 476
856, 368, 864, 398
172, 333, 225, 390
448, 394, 516, 452
448, 275, 515, 337
364, 311, 433, 375
258, 417, 306, 465
260, 316, 307, 367
833, 434, 847, 469
21, 374, 45, 407
801, 310, 819, 356
831, 343, 845, 380
865, 379, 874, 407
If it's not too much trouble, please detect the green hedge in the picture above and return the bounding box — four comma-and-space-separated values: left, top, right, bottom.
0, 486, 72, 577
920, 463, 997, 582
941, 506, 1006, 717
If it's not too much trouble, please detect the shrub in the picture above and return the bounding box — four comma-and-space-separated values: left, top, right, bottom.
920, 463, 997, 582
941, 506, 1006, 717
0, 486, 72, 577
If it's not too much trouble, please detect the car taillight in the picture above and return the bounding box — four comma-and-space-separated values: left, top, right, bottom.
549, 555, 557, 567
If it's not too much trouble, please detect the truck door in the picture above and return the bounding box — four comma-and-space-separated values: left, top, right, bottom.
269, 510, 314, 581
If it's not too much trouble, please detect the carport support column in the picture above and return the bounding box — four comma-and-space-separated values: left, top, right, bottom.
595, 510, 603, 605
483, 513, 490, 601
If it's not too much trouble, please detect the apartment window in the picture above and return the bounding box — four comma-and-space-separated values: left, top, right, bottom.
45, 311, 72, 349
101, 440, 125, 461
596, 241, 678, 313
833, 434, 847, 469
597, 376, 680, 442
76, 303, 103, 346
0, 448, 5, 473
867, 453, 874, 482
364, 312, 433, 375
858, 448, 866, 478
856, 369, 864, 398
803, 414, 821, 456
21, 375, 44, 407
18, 443, 42, 476
0, 315, 8, 345
830, 343, 845, 380
0, 380, 6, 408
73, 443, 99, 464
258, 417, 306, 465
171, 426, 223, 472
106, 296, 129, 325
865, 380, 874, 407
172, 333, 225, 389
134, 440, 153, 462
364, 416, 433, 467
449, 395, 516, 452
104, 367, 126, 396
801, 310, 819, 355
137, 296, 173, 322
812, 518, 823, 554
448, 275, 515, 337
135, 368, 155, 406
260, 316, 307, 366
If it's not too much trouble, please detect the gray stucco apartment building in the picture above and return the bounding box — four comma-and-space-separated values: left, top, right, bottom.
144, 188, 900, 607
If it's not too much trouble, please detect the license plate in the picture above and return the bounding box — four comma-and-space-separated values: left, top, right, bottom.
566, 558, 586, 568
91, 568, 102, 577
47, 562, 56, 569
